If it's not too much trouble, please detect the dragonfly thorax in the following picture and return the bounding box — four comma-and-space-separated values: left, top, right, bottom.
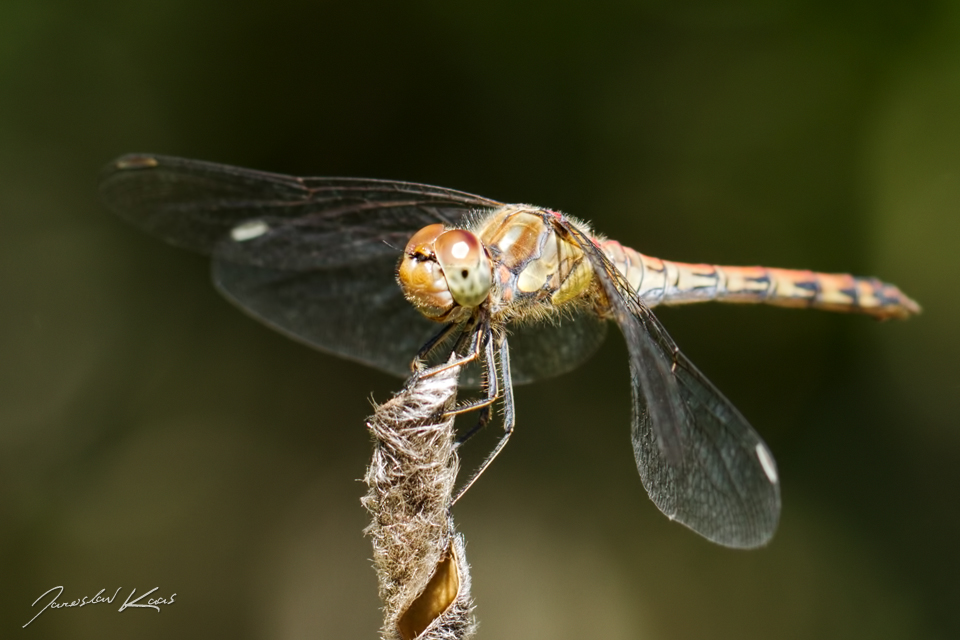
397, 223, 494, 321
474, 206, 598, 319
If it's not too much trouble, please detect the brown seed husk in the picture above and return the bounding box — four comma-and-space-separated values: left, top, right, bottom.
362, 364, 476, 640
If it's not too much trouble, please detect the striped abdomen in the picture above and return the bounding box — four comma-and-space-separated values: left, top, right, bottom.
601, 240, 920, 320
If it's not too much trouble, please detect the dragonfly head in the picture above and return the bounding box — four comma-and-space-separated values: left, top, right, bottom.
398, 223, 493, 321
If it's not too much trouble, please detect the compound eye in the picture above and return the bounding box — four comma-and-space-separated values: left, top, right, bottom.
397, 224, 454, 320
435, 230, 492, 308
404, 223, 446, 256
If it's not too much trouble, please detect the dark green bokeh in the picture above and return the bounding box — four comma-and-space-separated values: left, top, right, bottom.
2, 1, 958, 638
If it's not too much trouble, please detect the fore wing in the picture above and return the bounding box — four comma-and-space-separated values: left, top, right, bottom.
100, 154, 608, 381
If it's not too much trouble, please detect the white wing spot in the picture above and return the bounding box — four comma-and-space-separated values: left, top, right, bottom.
231, 220, 269, 242
451, 241, 470, 260
755, 443, 778, 484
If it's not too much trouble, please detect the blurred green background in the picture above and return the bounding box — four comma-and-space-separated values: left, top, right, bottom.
2, 1, 958, 638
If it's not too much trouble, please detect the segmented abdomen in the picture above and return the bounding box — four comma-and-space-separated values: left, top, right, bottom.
601, 240, 920, 320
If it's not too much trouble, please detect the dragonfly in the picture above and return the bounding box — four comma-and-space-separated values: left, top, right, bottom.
100, 153, 920, 549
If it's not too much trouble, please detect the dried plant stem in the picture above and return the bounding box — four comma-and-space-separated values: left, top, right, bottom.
363, 364, 476, 640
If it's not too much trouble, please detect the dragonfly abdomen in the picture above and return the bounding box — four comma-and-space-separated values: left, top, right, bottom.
601, 240, 920, 320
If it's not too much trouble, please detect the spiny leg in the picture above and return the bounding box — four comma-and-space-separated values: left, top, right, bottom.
415, 312, 486, 379
411, 320, 462, 373
451, 332, 500, 442
449, 326, 499, 418
453, 335, 516, 504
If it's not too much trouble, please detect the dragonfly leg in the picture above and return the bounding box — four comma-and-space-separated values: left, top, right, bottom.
455, 405, 491, 444
448, 330, 499, 418
417, 313, 487, 379
411, 321, 461, 373
452, 335, 515, 504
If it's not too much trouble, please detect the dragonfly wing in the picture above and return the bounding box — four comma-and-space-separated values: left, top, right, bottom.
628, 314, 781, 548
99, 153, 499, 265
212, 255, 439, 377
504, 311, 608, 384
101, 154, 317, 253
214, 251, 609, 383
101, 154, 500, 375
102, 154, 612, 382
557, 219, 780, 548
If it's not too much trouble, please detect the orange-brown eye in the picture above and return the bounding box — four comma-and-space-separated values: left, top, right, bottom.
403, 223, 446, 257
397, 224, 454, 320
434, 230, 492, 308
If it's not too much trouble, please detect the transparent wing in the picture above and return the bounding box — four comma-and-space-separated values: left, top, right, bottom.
212, 256, 438, 377
505, 310, 608, 384
556, 217, 780, 548
101, 154, 608, 382
99, 153, 498, 266
213, 255, 607, 383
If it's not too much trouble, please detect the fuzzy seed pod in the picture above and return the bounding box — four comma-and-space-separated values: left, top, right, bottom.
362, 364, 476, 640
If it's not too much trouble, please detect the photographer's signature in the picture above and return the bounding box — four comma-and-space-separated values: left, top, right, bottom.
23, 585, 176, 628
